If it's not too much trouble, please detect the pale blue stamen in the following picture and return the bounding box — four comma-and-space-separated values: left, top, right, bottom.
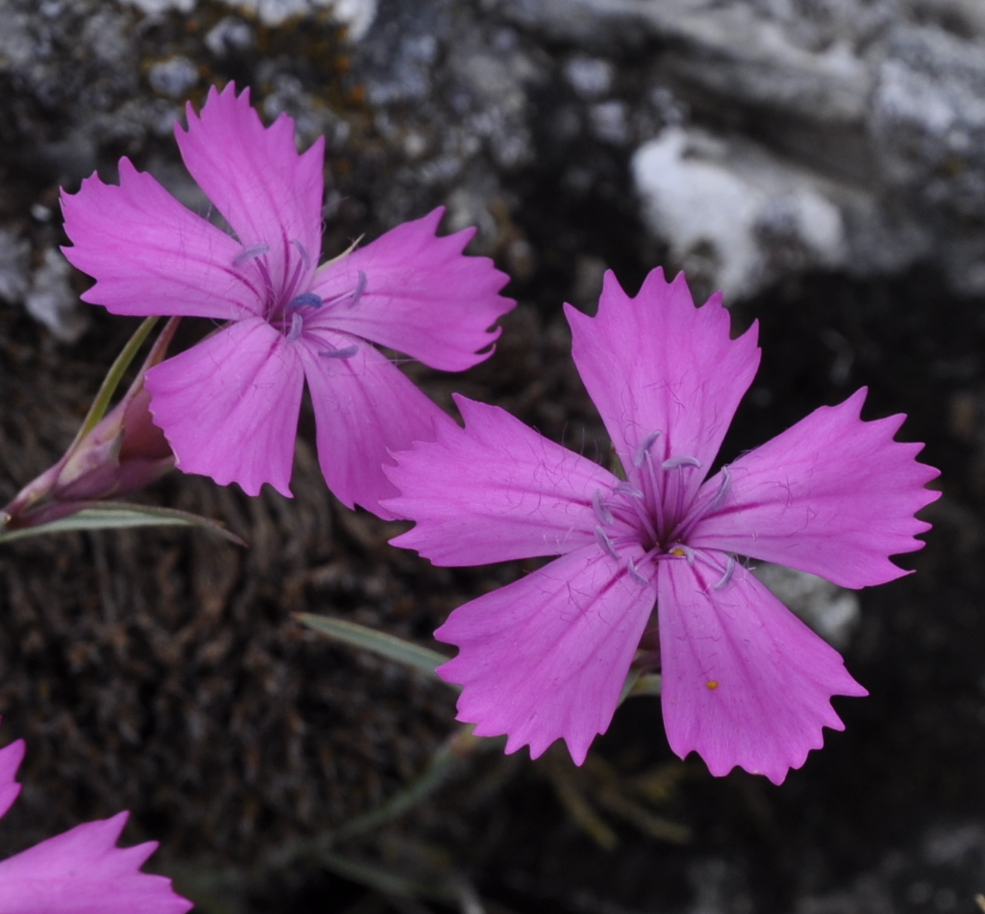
350, 270, 368, 307
322, 270, 369, 309
320, 344, 359, 360
610, 482, 657, 543
707, 466, 732, 513
642, 450, 667, 539
291, 239, 311, 269
592, 489, 613, 525
714, 555, 736, 590
289, 292, 323, 310
627, 556, 649, 586
287, 312, 304, 342
234, 244, 270, 265
594, 525, 620, 559
662, 455, 702, 470
613, 481, 644, 499
671, 467, 732, 544
634, 430, 662, 469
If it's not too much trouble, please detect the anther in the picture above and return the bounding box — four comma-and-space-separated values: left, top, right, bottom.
662, 455, 702, 470
291, 239, 311, 269
714, 555, 736, 590
234, 244, 270, 265
349, 270, 368, 307
320, 344, 360, 360
592, 490, 613, 525
633, 431, 662, 469
612, 481, 644, 500
706, 466, 732, 514
670, 544, 696, 565
594, 526, 620, 560
627, 556, 649, 587
289, 292, 323, 310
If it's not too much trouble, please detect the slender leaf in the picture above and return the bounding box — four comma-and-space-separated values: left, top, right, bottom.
0, 503, 244, 545
296, 613, 451, 681
76, 316, 160, 440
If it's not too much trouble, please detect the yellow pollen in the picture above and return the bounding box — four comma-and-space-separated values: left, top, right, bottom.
706, 680, 719, 690
670, 547, 687, 557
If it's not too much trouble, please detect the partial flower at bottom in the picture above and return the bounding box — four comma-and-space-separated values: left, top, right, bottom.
0, 732, 191, 913
385, 268, 940, 784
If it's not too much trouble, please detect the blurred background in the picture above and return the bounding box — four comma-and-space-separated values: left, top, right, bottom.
0, 0, 981, 910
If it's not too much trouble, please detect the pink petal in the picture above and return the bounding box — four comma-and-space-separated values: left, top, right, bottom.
436, 546, 658, 764
175, 83, 323, 291
386, 395, 618, 565
566, 269, 760, 504
309, 209, 514, 371
0, 739, 25, 819
145, 318, 304, 497
0, 812, 192, 914
688, 388, 941, 588
61, 160, 249, 319
297, 328, 455, 519
657, 556, 867, 784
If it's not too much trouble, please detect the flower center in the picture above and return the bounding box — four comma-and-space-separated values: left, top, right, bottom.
231, 239, 368, 346
591, 430, 735, 588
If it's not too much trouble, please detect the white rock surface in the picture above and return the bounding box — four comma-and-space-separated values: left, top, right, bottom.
633, 127, 845, 299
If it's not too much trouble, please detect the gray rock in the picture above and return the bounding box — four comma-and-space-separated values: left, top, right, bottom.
753, 562, 861, 650
493, 0, 985, 296
148, 56, 199, 98
0, 231, 30, 305
24, 248, 88, 344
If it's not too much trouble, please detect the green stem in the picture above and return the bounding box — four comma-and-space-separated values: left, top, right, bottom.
75, 316, 160, 442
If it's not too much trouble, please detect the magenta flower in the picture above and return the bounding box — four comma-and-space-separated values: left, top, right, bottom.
61, 84, 513, 516
0, 734, 191, 913
386, 269, 939, 783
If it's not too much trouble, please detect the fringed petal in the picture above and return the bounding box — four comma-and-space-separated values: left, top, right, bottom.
386, 395, 617, 565
146, 318, 304, 497
309, 208, 513, 371
437, 546, 657, 764
657, 557, 867, 784
689, 388, 940, 588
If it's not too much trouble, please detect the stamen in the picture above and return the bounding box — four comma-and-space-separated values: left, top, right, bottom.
287, 312, 304, 342
234, 244, 270, 265
670, 544, 696, 565
714, 555, 736, 590
706, 466, 732, 514
627, 556, 649, 586
668, 467, 733, 543
613, 481, 644, 500
319, 344, 360, 360
289, 292, 323, 310
610, 481, 657, 543
633, 431, 662, 469
662, 455, 702, 470
349, 270, 368, 308
592, 490, 613, 525
255, 258, 274, 299
642, 450, 666, 539
291, 239, 311, 269
594, 525, 620, 560
283, 251, 307, 302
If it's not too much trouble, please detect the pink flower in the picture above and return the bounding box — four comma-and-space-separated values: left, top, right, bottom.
61, 84, 513, 516
0, 735, 191, 913
385, 269, 939, 783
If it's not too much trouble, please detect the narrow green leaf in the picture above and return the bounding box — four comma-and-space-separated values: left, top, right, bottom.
77, 316, 159, 439
295, 613, 451, 681
0, 503, 244, 545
